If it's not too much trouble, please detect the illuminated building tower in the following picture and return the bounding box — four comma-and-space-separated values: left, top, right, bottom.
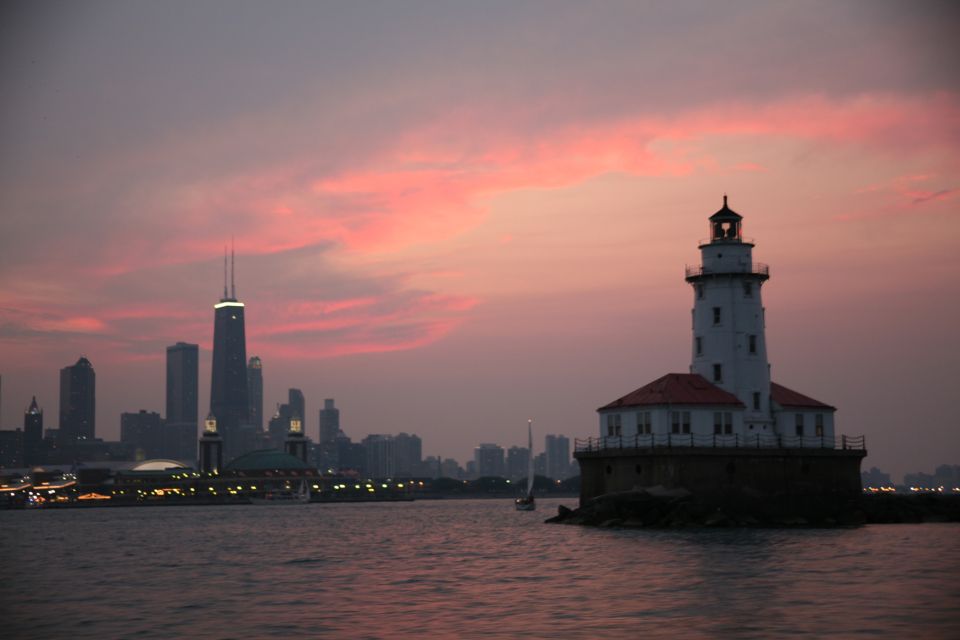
210, 247, 250, 461
284, 415, 308, 463
24, 396, 43, 465
199, 412, 223, 474
247, 356, 263, 431
59, 356, 96, 445
288, 388, 305, 437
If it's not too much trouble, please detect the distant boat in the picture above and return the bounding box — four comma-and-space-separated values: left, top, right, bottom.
515, 419, 536, 511
250, 479, 310, 504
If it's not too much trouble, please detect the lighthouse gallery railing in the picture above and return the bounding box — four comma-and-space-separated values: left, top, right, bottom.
575, 433, 865, 453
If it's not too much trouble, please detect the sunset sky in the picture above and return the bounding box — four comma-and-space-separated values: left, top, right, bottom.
1, 1, 958, 479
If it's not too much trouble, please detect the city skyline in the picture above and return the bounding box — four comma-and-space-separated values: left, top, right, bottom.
1, 2, 958, 478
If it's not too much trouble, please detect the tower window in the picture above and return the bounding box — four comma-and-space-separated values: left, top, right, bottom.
753, 392, 761, 410
749, 335, 757, 354
743, 282, 753, 297
713, 364, 722, 382
696, 284, 704, 299
695, 337, 703, 356
712, 307, 721, 325
795, 414, 804, 436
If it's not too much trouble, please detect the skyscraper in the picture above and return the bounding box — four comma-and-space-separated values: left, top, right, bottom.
247, 356, 263, 431
166, 342, 198, 425
165, 342, 199, 462
288, 388, 305, 428
210, 248, 249, 460
24, 396, 43, 466
121, 410, 163, 460
319, 398, 341, 443
59, 356, 95, 445
545, 434, 571, 480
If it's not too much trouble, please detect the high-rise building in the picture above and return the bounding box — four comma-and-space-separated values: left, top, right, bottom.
319, 399, 341, 443
0, 429, 23, 468
363, 434, 396, 478
121, 410, 163, 460
247, 356, 263, 431
210, 248, 250, 461
506, 446, 530, 481
166, 342, 198, 425
474, 443, 505, 478
394, 432, 422, 477
288, 388, 305, 430
24, 396, 43, 466
59, 356, 95, 445
545, 434, 571, 480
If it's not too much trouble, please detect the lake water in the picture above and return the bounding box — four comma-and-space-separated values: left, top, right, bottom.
2, 498, 959, 639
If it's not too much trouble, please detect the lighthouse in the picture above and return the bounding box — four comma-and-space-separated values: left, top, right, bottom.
575, 196, 866, 506
685, 196, 772, 433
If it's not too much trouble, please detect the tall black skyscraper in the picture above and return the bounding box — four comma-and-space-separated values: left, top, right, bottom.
167, 342, 198, 424
210, 248, 249, 460
59, 356, 95, 445
166, 342, 199, 462
24, 396, 43, 465
288, 387, 305, 424
247, 356, 263, 431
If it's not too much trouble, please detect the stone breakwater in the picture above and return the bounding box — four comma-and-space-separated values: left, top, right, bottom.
545, 489, 960, 528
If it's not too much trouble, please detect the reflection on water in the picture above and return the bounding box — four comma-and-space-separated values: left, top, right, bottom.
2, 500, 959, 638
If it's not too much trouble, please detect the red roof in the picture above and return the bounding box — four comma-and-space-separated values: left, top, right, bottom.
598, 373, 744, 411
770, 382, 835, 410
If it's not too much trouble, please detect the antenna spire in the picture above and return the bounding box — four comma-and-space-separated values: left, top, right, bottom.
230, 236, 236, 299
223, 246, 228, 299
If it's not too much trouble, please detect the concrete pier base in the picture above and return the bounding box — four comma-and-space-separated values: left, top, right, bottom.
576, 447, 866, 506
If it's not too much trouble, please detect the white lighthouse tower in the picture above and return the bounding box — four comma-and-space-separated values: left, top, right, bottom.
685, 196, 772, 433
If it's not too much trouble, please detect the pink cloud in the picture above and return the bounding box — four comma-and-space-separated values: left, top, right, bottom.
3, 91, 959, 366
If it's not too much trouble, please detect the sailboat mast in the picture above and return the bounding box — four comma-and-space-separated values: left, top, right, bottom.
527, 419, 534, 495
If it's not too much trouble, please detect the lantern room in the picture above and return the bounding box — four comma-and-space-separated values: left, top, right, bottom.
709, 195, 743, 242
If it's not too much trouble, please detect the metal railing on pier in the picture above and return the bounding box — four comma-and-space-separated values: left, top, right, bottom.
574, 433, 865, 453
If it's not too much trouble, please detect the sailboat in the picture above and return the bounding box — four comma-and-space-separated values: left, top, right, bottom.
515, 419, 536, 511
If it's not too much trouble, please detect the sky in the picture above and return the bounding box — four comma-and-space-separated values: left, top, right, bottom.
1, 1, 958, 480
